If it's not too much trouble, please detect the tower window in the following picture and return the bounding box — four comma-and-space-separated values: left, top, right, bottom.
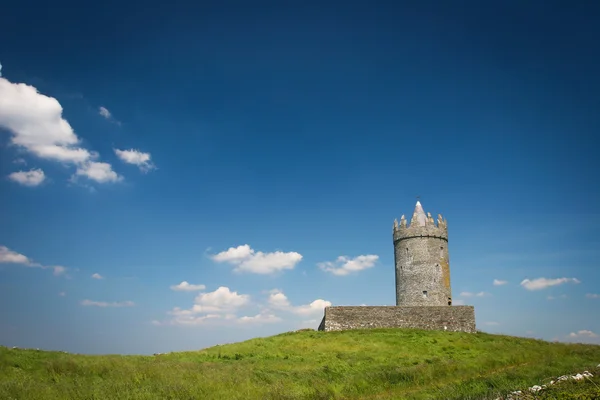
422, 291, 428, 298
440, 246, 444, 258
448, 297, 452, 306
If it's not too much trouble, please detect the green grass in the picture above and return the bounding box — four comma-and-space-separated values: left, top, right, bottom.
1, 328, 599, 399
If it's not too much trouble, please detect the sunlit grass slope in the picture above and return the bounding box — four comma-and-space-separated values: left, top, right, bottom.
1, 329, 599, 399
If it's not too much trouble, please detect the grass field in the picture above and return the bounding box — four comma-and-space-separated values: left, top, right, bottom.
1, 328, 599, 399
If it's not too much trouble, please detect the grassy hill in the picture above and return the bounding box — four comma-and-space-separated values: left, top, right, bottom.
1, 328, 599, 399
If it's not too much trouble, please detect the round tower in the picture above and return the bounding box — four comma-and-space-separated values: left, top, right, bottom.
393, 201, 452, 306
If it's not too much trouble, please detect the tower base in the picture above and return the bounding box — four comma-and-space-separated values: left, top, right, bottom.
317, 306, 476, 333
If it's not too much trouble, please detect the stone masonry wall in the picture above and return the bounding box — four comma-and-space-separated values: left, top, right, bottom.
318, 306, 476, 333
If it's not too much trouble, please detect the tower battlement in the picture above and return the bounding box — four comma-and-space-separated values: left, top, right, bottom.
393, 206, 448, 242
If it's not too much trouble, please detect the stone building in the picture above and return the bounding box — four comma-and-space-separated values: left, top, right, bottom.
318, 201, 476, 333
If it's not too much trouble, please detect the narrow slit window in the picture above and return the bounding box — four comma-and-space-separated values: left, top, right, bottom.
422, 290, 428, 298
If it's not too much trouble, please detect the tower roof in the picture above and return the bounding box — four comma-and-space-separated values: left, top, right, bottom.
412, 201, 427, 226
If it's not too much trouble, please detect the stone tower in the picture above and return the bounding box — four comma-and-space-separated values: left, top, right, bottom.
393, 201, 452, 307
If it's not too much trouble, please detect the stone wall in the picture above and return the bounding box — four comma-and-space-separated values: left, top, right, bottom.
318, 306, 476, 333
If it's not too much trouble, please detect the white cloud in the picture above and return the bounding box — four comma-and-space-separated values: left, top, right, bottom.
170, 281, 206, 291
81, 300, 135, 307
459, 291, 490, 298
318, 254, 379, 276
493, 279, 508, 286
0, 246, 70, 276
0, 245, 35, 265
586, 293, 599, 299
484, 321, 500, 326
211, 244, 303, 274
8, 168, 45, 187
13, 158, 27, 165
0, 76, 119, 184
520, 277, 580, 291
568, 330, 598, 339
238, 312, 282, 324
98, 106, 121, 125
91, 273, 103, 280
192, 286, 249, 313
75, 161, 122, 183
453, 299, 465, 305
98, 107, 111, 119
114, 149, 155, 172
59, 291, 66, 297
267, 289, 331, 316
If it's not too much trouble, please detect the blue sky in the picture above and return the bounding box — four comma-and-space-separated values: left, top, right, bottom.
1, 0, 599, 355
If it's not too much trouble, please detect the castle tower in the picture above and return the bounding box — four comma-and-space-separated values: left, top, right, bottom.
393, 201, 452, 306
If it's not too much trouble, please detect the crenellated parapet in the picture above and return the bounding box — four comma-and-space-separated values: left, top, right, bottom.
393, 203, 448, 242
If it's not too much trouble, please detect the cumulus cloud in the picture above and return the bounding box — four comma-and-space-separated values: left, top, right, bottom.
318, 254, 379, 276
91, 273, 104, 280
211, 244, 303, 274
8, 168, 46, 187
192, 286, 250, 313
0, 75, 120, 184
459, 291, 490, 297
114, 149, 155, 172
267, 289, 331, 316
493, 279, 508, 286
75, 161, 122, 183
170, 281, 206, 291
568, 330, 598, 339
586, 293, 599, 299
81, 300, 135, 307
520, 277, 580, 291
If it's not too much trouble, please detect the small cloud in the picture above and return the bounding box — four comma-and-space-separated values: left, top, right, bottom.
91, 273, 104, 280
0, 245, 36, 265
8, 169, 46, 187
586, 293, 599, 299
318, 254, 379, 276
98, 106, 121, 125
13, 158, 27, 165
98, 106, 111, 119
170, 281, 206, 291
520, 277, 580, 291
453, 299, 465, 305
459, 291, 490, 298
568, 330, 598, 339
211, 244, 303, 275
74, 161, 123, 183
81, 299, 135, 307
525, 330, 534, 335
114, 149, 155, 172
59, 291, 66, 297
493, 279, 508, 286
484, 321, 499, 326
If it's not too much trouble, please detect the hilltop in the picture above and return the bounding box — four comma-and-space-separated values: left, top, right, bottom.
1, 329, 599, 399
